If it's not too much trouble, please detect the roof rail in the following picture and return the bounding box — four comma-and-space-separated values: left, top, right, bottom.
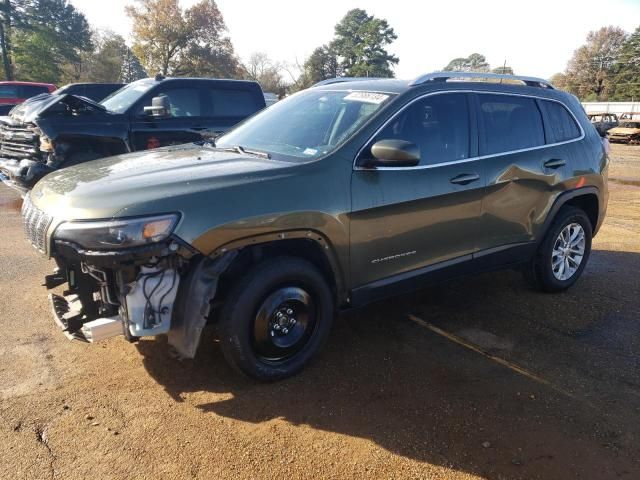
409, 71, 554, 89
312, 77, 384, 87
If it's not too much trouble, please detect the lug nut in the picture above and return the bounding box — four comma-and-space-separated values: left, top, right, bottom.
286, 309, 293, 315
290, 318, 296, 325
274, 324, 281, 331
282, 328, 289, 334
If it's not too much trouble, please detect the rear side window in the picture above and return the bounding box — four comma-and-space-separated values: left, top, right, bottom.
374, 92, 470, 165
478, 94, 545, 155
206, 88, 260, 117
541, 100, 581, 143
21, 85, 50, 97
0, 85, 18, 98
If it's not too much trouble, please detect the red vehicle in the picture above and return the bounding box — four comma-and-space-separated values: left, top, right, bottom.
0, 81, 57, 115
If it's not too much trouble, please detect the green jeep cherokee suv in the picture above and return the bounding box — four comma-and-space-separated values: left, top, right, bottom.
22, 72, 608, 381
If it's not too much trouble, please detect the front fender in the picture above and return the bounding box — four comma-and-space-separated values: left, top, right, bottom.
191, 212, 349, 300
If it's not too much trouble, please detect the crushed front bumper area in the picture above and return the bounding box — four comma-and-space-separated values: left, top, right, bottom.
45, 238, 237, 359
49, 292, 121, 343
0, 158, 51, 192
0, 168, 29, 196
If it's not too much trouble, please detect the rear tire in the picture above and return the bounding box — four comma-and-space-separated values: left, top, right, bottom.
218, 256, 334, 381
524, 206, 592, 292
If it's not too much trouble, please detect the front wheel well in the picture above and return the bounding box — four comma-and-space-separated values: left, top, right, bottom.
214, 238, 342, 310
563, 193, 599, 232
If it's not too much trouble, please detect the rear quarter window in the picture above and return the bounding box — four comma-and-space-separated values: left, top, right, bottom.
478, 94, 545, 155
540, 100, 581, 143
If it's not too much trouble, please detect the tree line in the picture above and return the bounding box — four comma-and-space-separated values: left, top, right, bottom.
552, 25, 640, 102
0, 0, 638, 101
0, 0, 146, 83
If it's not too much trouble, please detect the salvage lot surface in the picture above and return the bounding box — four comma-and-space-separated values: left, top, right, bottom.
1, 145, 639, 480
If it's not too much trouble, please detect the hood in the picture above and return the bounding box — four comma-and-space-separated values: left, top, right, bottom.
30, 144, 295, 220
8, 93, 106, 124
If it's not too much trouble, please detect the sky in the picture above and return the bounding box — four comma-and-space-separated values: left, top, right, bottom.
69, 0, 640, 80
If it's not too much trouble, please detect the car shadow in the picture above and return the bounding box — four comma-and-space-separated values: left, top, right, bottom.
137, 249, 640, 479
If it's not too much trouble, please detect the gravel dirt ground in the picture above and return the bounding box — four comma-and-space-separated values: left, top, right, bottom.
0, 144, 639, 480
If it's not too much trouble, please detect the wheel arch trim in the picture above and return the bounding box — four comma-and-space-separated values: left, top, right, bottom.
538, 186, 600, 243
208, 229, 348, 304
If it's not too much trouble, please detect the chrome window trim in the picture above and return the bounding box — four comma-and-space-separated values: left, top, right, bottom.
353, 89, 585, 171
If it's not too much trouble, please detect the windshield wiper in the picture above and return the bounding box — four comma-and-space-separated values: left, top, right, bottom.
220, 145, 271, 159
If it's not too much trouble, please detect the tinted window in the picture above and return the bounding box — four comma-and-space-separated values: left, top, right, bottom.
0, 85, 18, 98
139, 87, 201, 117
479, 94, 544, 155
206, 88, 260, 117
21, 85, 50, 97
374, 93, 470, 165
541, 100, 581, 143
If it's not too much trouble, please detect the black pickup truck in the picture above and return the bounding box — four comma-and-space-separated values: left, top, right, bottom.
0, 76, 265, 192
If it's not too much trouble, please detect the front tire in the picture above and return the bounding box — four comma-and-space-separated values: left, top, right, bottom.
524, 206, 592, 292
218, 256, 334, 381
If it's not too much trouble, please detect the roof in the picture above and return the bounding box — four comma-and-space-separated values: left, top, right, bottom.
0, 80, 56, 87
313, 78, 410, 94
312, 71, 558, 96
62, 82, 125, 87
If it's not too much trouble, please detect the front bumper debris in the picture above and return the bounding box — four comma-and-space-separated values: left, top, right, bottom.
0, 167, 29, 196
49, 293, 122, 343
0, 157, 52, 191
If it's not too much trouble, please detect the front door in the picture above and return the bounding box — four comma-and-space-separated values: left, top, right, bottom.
130, 84, 209, 151
350, 92, 485, 288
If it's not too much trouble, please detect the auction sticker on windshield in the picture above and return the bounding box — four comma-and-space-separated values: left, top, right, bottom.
344, 92, 390, 104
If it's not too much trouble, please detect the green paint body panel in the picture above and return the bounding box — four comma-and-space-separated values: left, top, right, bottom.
30, 79, 609, 305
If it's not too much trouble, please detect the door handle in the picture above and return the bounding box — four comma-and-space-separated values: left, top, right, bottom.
450, 173, 480, 185
543, 159, 566, 169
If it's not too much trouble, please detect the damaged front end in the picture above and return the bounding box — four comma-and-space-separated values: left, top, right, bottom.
23, 197, 233, 359
0, 94, 108, 191
48, 242, 185, 344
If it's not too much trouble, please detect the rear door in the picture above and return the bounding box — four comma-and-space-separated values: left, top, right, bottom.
129, 82, 208, 151
475, 93, 579, 253
350, 92, 485, 287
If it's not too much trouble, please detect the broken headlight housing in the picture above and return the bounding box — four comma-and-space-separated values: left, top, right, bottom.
54, 214, 179, 250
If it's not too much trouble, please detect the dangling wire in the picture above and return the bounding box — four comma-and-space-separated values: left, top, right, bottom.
140, 267, 178, 329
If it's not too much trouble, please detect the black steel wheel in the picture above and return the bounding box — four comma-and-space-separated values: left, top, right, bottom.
252, 286, 317, 362
219, 256, 334, 381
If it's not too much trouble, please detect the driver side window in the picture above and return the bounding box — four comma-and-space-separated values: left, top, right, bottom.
139, 87, 201, 118
373, 93, 470, 166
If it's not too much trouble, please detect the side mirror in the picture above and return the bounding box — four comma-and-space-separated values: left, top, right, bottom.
366, 139, 420, 167
143, 96, 171, 117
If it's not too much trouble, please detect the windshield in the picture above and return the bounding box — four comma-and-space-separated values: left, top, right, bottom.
100, 79, 155, 113
619, 122, 640, 129
215, 89, 394, 160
